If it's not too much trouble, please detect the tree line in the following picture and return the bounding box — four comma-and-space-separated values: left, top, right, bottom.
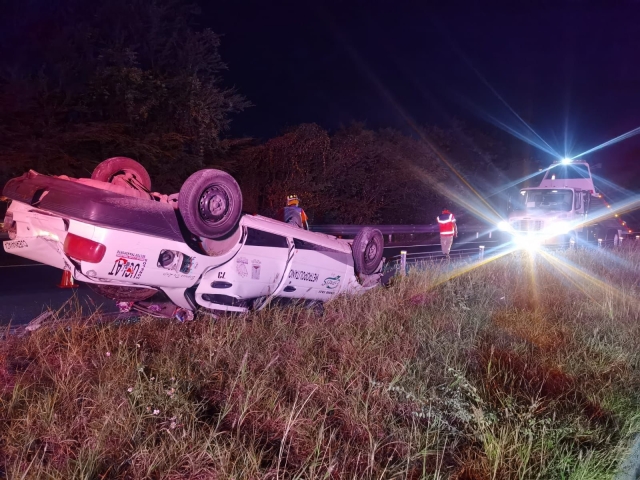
0, 0, 539, 225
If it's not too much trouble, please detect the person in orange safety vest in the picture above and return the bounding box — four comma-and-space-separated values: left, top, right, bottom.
437, 208, 457, 255
276, 194, 309, 230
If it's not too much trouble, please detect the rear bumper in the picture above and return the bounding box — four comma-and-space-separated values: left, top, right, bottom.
3, 171, 185, 242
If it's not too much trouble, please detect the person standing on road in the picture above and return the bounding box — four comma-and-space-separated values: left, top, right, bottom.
437, 208, 457, 255
277, 194, 309, 230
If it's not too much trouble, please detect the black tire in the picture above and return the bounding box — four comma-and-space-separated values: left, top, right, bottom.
352, 227, 384, 275
88, 284, 157, 302
178, 169, 243, 239
91, 157, 152, 190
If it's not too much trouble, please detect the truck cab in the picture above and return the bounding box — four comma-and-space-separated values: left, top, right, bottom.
503, 160, 623, 247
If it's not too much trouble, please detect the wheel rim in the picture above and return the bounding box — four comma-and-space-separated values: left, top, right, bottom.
365, 240, 378, 263
199, 185, 230, 223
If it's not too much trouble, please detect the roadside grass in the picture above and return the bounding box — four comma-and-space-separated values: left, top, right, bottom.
1, 245, 640, 479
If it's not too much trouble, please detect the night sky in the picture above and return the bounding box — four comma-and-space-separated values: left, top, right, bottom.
203, 1, 640, 191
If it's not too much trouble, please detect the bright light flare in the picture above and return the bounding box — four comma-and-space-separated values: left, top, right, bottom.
572, 125, 640, 160
514, 235, 540, 251
497, 221, 511, 232
546, 221, 571, 235
561, 157, 572, 164
505, 220, 577, 252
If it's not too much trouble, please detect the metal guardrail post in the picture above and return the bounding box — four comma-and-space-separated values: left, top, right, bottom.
479, 245, 485, 260
400, 250, 407, 276
598, 238, 603, 248
618, 236, 623, 247
489, 231, 492, 239
388, 234, 392, 243
476, 232, 479, 239
570, 237, 575, 249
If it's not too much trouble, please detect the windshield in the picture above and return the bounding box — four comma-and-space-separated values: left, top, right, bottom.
521, 189, 573, 211
544, 163, 590, 180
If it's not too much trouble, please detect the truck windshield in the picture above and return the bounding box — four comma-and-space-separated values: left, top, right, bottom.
522, 189, 573, 211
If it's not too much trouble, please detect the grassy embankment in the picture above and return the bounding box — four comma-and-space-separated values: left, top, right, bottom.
1, 246, 640, 479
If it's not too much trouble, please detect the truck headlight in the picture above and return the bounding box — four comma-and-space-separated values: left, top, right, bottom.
514, 235, 539, 251
498, 221, 511, 232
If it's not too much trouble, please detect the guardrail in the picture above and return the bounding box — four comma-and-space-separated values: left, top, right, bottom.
385, 243, 504, 277
394, 246, 491, 266
386, 235, 630, 275
310, 223, 496, 239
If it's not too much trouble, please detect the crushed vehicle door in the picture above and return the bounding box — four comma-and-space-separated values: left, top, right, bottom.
281, 236, 351, 301
196, 227, 291, 309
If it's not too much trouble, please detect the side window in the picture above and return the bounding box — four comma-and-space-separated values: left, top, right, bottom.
244, 228, 288, 248
293, 238, 342, 253
574, 192, 582, 210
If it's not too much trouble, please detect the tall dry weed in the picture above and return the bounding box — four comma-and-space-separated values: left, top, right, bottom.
1, 245, 639, 478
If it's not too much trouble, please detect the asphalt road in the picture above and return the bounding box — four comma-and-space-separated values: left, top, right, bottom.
0, 232, 503, 327
0, 249, 118, 328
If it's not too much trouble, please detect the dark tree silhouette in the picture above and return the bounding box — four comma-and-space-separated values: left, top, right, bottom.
0, 0, 249, 191
0, 0, 536, 226
228, 123, 455, 224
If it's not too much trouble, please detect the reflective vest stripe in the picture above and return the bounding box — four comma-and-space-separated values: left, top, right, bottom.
437, 213, 456, 235
437, 214, 453, 224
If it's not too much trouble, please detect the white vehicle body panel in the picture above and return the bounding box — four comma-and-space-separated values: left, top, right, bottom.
3, 200, 379, 314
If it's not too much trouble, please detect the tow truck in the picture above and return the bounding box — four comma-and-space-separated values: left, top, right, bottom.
499, 159, 627, 248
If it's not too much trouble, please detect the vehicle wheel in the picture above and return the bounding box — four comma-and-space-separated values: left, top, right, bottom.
605, 229, 619, 247
91, 157, 152, 190
88, 284, 157, 302
352, 227, 384, 275
178, 169, 243, 239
